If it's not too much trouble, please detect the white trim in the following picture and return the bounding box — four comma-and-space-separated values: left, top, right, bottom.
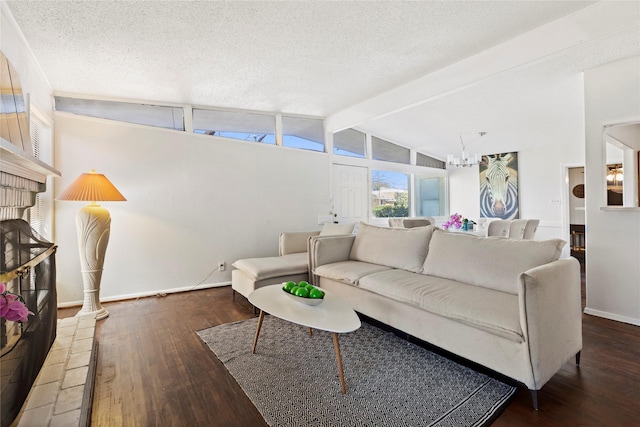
183, 104, 193, 133
275, 113, 283, 146
584, 307, 640, 327
57, 281, 231, 308
600, 206, 640, 212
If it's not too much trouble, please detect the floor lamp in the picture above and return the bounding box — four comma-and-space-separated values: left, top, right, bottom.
57, 170, 126, 320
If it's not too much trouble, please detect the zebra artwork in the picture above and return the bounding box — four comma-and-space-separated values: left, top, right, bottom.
479, 152, 519, 219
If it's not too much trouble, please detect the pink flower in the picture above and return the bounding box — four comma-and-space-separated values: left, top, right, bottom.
0, 282, 34, 323
443, 213, 463, 230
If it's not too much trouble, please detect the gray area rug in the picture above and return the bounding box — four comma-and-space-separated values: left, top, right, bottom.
198, 316, 516, 426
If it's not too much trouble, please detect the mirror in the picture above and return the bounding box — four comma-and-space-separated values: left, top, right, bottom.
604, 122, 640, 207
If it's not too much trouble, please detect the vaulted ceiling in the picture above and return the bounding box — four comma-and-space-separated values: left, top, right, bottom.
5, 1, 640, 160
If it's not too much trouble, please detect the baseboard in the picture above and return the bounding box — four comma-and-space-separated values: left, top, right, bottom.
57, 281, 231, 308
583, 307, 640, 326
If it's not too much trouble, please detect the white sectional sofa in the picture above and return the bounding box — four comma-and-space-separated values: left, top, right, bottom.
308, 222, 582, 409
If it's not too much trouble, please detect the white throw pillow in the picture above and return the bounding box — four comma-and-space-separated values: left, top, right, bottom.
349, 222, 434, 273
319, 222, 356, 236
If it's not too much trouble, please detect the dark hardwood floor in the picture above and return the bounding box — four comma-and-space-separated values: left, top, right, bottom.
59, 277, 640, 426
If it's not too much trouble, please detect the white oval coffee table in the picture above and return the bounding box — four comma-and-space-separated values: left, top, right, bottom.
248, 284, 361, 394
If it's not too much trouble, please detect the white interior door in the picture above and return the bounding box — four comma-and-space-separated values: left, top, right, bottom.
332, 164, 369, 224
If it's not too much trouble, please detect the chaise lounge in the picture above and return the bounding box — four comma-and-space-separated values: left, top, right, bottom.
231, 222, 355, 301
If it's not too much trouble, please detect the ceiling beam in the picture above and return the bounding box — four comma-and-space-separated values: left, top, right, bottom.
325, 1, 640, 134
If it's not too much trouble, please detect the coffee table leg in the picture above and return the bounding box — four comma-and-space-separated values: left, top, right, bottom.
252, 310, 265, 354
332, 332, 347, 394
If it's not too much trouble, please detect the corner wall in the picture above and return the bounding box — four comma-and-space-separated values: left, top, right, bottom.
0, 2, 53, 118
54, 113, 331, 305
584, 56, 640, 326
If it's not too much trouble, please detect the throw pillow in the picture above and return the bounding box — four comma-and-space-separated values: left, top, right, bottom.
349, 222, 434, 273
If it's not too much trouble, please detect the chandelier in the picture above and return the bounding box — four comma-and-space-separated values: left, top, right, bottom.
606, 164, 623, 187
446, 132, 487, 167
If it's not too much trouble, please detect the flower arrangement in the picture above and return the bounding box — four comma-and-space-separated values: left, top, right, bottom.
1, 282, 33, 323
442, 213, 476, 230
442, 213, 463, 230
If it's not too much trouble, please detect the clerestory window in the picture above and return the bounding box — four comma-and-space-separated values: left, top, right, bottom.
333, 128, 366, 158
281, 116, 324, 152
192, 108, 276, 144
54, 97, 185, 131
372, 136, 410, 164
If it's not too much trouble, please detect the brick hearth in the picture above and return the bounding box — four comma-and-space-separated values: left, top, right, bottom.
12, 315, 98, 427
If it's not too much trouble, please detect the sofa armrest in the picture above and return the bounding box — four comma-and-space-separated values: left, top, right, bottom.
308, 235, 356, 283
279, 231, 321, 255
518, 257, 582, 390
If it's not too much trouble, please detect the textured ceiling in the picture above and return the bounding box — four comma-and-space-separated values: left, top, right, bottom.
5, 0, 639, 159
7, 0, 596, 115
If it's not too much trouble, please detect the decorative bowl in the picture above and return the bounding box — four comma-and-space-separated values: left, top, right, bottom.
283, 290, 324, 306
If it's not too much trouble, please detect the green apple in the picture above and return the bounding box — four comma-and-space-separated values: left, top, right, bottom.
294, 287, 310, 298
283, 281, 296, 292
309, 288, 325, 299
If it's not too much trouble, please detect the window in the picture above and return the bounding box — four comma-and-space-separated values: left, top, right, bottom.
415, 175, 446, 217
192, 108, 276, 143
333, 128, 365, 158
372, 136, 410, 164
28, 113, 53, 239
417, 152, 446, 169
55, 97, 185, 131
282, 116, 324, 152
371, 170, 409, 218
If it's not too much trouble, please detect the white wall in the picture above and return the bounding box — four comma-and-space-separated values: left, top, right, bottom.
584, 56, 640, 326
54, 113, 331, 305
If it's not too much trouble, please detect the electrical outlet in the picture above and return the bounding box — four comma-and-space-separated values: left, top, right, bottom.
218, 261, 225, 271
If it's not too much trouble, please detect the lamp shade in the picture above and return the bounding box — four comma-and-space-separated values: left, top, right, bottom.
57, 169, 126, 202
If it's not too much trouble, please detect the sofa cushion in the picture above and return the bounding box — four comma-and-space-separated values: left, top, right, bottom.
319, 222, 356, 236
349, 222, 434, 273
422, 229, 565, 294
313, 260, 392, 286
358, 269, 523, 342
232, 252, 308, 281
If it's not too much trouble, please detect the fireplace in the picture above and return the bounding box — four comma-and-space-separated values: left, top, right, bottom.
1, 50, 63, 426
0, 219, 57, 427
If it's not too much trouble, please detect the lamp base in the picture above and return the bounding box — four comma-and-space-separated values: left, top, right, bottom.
75, 204, 112, 321
76, 306, 109, 320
